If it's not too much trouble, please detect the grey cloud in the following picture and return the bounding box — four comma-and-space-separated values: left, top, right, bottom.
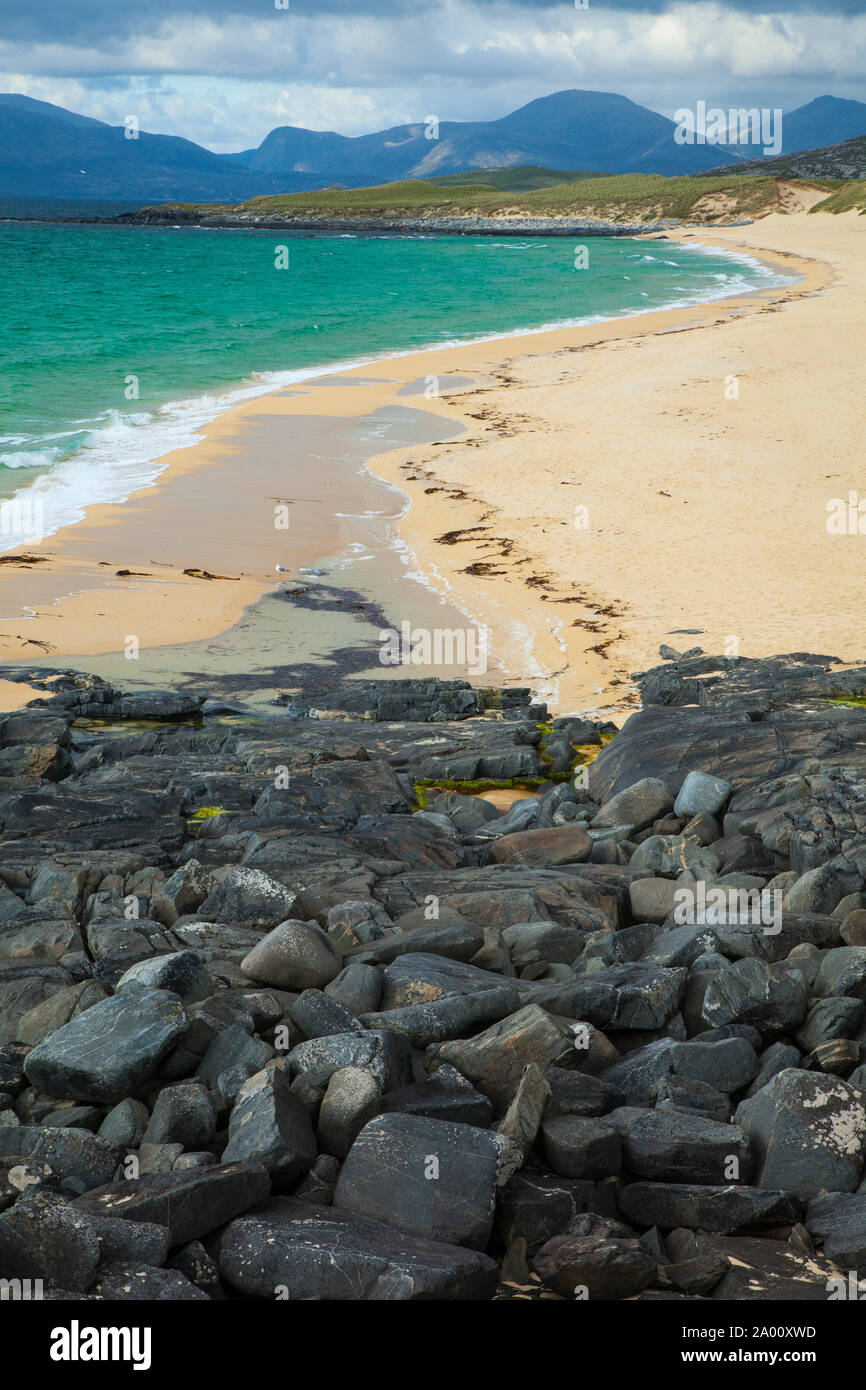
3, 0, 865, 47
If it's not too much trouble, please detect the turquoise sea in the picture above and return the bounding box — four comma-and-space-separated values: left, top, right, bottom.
0, 220, 790, 547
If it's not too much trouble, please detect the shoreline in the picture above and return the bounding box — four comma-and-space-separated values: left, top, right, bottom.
0, 231, 792, 557
0, 217, 840, 714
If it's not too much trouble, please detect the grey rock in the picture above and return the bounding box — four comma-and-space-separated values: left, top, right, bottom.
619, 1182, 799, 1233
841, 910, 866, 946
97, 1099, 149, 1148
382, 1072, 494, 1127
222, 1066, 316, 1184
607, 1106, 752, 1185
380, 952, 509, 1008
544, 1067, 622, 1117
292, 1154, 341, 1207
813, 947, 866, 1000
674, 771, 732, 818
348, 920, 484, 965
167, 1239, 222, 1296
116, 951, 212, 1003
74, 1161, 271, 1245
219, 1197, 498, 1300
241, 919, 342, 990
91, 1261, 209, 1300
24, 990, 188, 1103
429, 1004, 577, 1113
196, 1025, 275, 1089
497, 1063, 550, 1160
324, 962, 382, 1016
142, 1083, 217, 1150
795, 997, 864, 1052
541, 1114, 621, 1179
0, 1189, 100, 1291
288, 989, 364, 1040
502, 920, 584, 967
495, 1171, 597, 1254
595, 1039, 680, 1106
486, 824, 592, 867
805, 1191, 866, 1278
628, 878, 680, 924
708, 1234, 842, 1300
150, 859, 212, 926
629, 834, 711, 877
736, 1069, 866, 1200
654, 1075, 731, 1123
15, 981, 109, 1048
525, 964, 685, 1034
325, 898, 394, 949
289, 1030, 412, 1092
198, 867, 298, 929
316, 1067, 382, 1159
0, 1125, 122, 1193
139, 1142, 184, 1175
592, 778, 674, 832
475, 797, 540, 840
742, 1041, 801, 1099
91, 1215, 171, 1268
429, 792, 501, 835
360, 984, 520, 1047
702, 958, 807, 1035
533, 1232, 655, 1300
667, 1038, 758, 1093
334, 1113, 517, 1249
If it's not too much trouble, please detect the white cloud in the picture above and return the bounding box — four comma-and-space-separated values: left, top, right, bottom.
2, 1, 864, 148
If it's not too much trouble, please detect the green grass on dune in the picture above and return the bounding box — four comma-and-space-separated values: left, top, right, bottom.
234, 172, 781, 222
425, 165, 609, 191
137, 168, 866, 224
810, 182, 866, 214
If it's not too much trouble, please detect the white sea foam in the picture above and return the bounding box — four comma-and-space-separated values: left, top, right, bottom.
0, 448, 64, 470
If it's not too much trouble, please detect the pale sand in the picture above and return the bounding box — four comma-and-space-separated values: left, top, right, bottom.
0, 679, 47, 712
0, 208, 859, 716
369, 211, 863, 716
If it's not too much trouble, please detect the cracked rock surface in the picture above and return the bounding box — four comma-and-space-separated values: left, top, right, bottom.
0, 658, 865, 1299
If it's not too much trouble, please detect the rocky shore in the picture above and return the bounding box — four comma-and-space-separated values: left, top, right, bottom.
114, 208, 671, 236
3, 652, 866, 1300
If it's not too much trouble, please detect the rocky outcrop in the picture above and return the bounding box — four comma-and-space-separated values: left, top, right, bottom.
1, 658, 865, 1301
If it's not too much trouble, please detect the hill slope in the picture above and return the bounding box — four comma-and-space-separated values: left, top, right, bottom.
781, 95, 866, 153
0, 95, 309, 201
4, 89, 866, 203
236, 90, 738, 182
704, 132, 866, 183
126, 173, 798, 231
425, 165, 608, 191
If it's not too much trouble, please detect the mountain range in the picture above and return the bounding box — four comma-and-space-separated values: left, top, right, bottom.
1, 90, 865, 203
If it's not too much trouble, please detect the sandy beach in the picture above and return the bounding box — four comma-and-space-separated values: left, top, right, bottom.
0, 206, 860, 714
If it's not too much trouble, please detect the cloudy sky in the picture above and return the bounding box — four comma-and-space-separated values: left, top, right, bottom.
2, 0, 865, 151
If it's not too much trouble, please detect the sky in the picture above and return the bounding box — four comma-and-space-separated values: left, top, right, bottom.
1, 0, 865, 151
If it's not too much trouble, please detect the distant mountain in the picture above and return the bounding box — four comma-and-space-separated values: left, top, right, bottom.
234, 91, 739, 183
0, 95, 307, 201
2, 89, 866, 204
780, 96, 866, 153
